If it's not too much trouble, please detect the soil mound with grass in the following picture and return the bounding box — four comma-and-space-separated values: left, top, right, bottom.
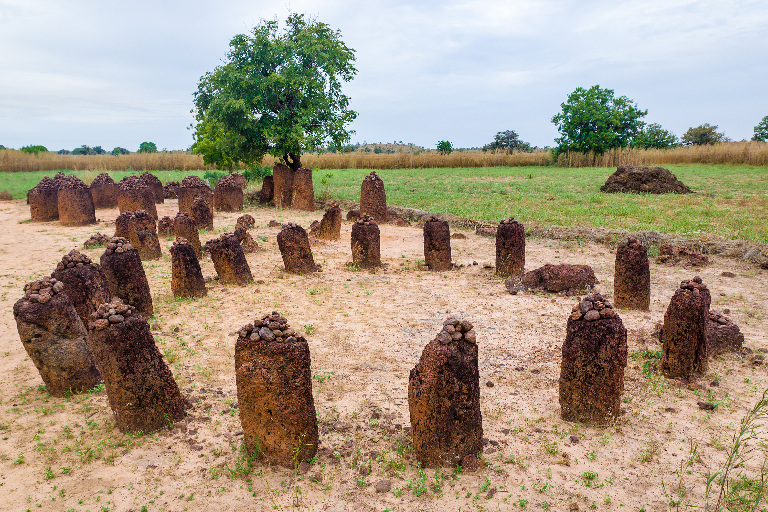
600, 165, 693, 194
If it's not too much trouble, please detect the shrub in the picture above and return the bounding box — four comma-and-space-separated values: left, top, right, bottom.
20, 145, 48, 155
242, 165, 272, 182
682, 124, 728, 145
0, 190, 13, 200
203, 170, 226, 187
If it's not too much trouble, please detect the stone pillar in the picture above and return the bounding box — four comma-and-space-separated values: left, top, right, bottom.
89, 173, 118, 208
139, 172, 164, 204
86, 300, 189, 433
51, 250, 112, 326
613, 237, 650, 310
351, 215, 381, 269
114, 211, 132, 239
259, 175, 274, 204
13, 277, 101, 397
235, 227, 259, 253
495, 218, 525, 278
28, 179, 60, 221
205, 233, 253, 285
118, 176, 157, 220
58, 176, 96, 226
173, 212, 201, 256
277, 223, 320, 274
191, 196, 214, 231
272, 164, 294, 208
157, 216, 174, 238
163, 181, 179, 199
559, 294, 627, 425
235, 312, 318, 467
409, 316, 481, 468
236, 214, 255, 230
291, 167, 314, 211
170, 238, 207, 298
99, 238, 153, 319
661, 277, 710, 379
360, 171, 387, 222
423, 216, 452, 271
178, 175, 213, 215
315, 205, 341, 241
129, 210, 162, 260
214, 174, 244, 212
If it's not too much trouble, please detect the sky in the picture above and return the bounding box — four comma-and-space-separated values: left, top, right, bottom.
1, 0, 767, 152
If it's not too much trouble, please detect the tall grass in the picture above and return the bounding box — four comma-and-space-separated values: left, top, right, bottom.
0, 150, 214, 173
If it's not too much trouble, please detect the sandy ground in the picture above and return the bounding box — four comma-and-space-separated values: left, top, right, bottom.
0, 198, 767, 512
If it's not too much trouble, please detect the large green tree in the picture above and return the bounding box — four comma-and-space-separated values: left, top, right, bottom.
631, 123, 678, 149
138, 141, 158, 153
551, 85, 647, 156
752, 116, 768, 142
191, 13, 358, 171
681, 124, 727, 145
482, 130, 532, 152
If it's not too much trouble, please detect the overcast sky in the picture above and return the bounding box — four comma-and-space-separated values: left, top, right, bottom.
1, 0, 767, 152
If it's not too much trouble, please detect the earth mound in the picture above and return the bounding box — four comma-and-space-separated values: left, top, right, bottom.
600, 165, 692, 194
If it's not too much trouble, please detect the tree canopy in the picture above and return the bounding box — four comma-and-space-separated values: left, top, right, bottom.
551, 85, 647, 156
753, 116, 768, 142
436, 140, 453, 155
681, 124, 727, 146
138, 141, 158, 153
631, 123, 678, 149
191, 13, 358, 171
482, 130, 532, 152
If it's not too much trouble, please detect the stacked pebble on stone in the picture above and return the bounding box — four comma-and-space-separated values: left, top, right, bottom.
214, 174, 244, 212
139, 171, 164, 204
495, 217, 525, 278
57, 175, 96, 226
559, 293, 627, 425
291, 167, 314, 211
178, 175, 213, 216
28, 176, 60, 221
272, 164, 294, 208
351, 215, 381, 268
613, 237, 650, 310
157, 216, 174, 238
277, 223, 320, 274
83, 232, 111, 248
100, 237, 154, 318
191, 196, 214, 231
118, 175, 157, 220
205, 233, 253, 285
173, 212, 201, 256
170, 238, 207, 298
89, 173, 118, 208
360, 171, 387, 223
409, 316, 481, 468
52, 249, 112, 326
661, 277, 710, 379
423, 215, 452, 271
235, 311, 318, 467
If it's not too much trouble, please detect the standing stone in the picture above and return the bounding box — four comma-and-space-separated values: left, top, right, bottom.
559, 294, 627, 425
706, 310, 744, 356
57, 175, 96, 226
613, 237, 650, 310
13, 277, 101, 397
114, 211, 133, 239
214, 174, 244, 212
423, 216, 452, 271
118, 176, 157, 220
231, 172, 247, 189
409, 317, 482, 467
163, 181, 180, 199
661, 277, 710, 378
89, 173, 118, 209
173, 212, 201, 256
313, 205, 341, 241
235, 312, 318, 467
236, 214, 256, 230
259, 175, 274, 204
99, 238, 154, 319
291, 167, 314, 211
495, 218, 525, 278
205, 233, 254, 285
178, 175, 213, 216
360, 171, 387, 222
129, 210, 162, 260
235, 227, 259, 253
277, 223, 320, 274
51, 250, 112, 327
139, 172, 164, 204
86, 300, 189, 433
157, 216, 174, 238
170, 238, 207, 298
272, 164, 294, 208
351, 215, 381, 268
28, 177, 60, 221
191, 196, 214, 231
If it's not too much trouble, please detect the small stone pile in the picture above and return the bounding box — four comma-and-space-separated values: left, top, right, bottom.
311, 205, 341, 241
277, 223, 320, 273
89, 173, 118, 208
173, 212, 201, 256
409, 316, 481, 468
163, 181, 180, 199
601, 165, 693, 194
291, 167, 314, 211
129, 210, 162, 260
423, 216, 452, 271
214, 174, 244, 212
657, 243, 709, 267
235, 312, 318, 467
118, 175, 157, 220
178, 175, 212, 216
86, 299, 189, 433
706, 310, 744, 356
57, 175, 96, 226
272, 164, 294, 208
157, 216, 174, 238
100, 238, 153, 318
139, 172, 164, 204
560, 294, 627, 425
259, 175, 274, 204
614, 237, 650, 310
495, 218, 525, 278
191, 196, 214, 231
661, 277, 710, 379
516, 264, 598, 294
52, 249, 112, 326
351, 215, 381, 268
83, 232, 111, 248
234, 227, 259, 253
360, 171, 387, 222
170, 238, 206, 298
205, 233, 253, 285
236, 214, 255, 230
14, 277, 101, 396
28, 176, 60, 221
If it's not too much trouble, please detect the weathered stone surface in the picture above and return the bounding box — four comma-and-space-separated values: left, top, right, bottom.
559, 294, 627, 425
409, 317, 482, 467
311, 205, 341, 241
495, 218, 525, 278
360, 171, 387, 222
291, 167, 314, 211
231, 172, 247, 189
114, 211, 132, 239
661, 277, 710, 379
58, 176, 96, 226
236, 311, 318, 467
118, 176, 157, 220
272, 164, 294, 208
83, 232, 110, 249
157, 216, 174, 238
163, 181, 179, 199
346, 209, 361, 221
51, 249, 112, 326
656, 243, 709, 267
139, 172, 164, 204
277, 223, 320, 274
205, 233, 253, 285
100, 238, 153, 318
173, 212, 201, 256
214, 174, 244, 212
13, 277, 101, 396
28, 177, 60, 221
170, 238, 207, 298
234, 227, 259, 253
423, 216, 452, 271
86, 300, 189, 433
177, 175, 213, 216
706, 310, 744, 357
191, 196, 214, 231
351, 215, 381, 269
89, 173, 118, 208
601, 165, 693, 194
259, 175, 274, 204
614, 237, 650, 310
128, 210, 162, 260
236, 214, 255, 230
521, 264, 598, 293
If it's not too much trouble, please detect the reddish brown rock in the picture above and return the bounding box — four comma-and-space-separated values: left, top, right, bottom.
173, 212, 201, 256
661, 277, 710, 379
409, 317, 482, 467
423, 216, 452, 271
205, 233, 253, 285
235, 227, 259, 253
259, 175, 274, 204
57, 175, 96, 226
346, 209, 361, 221
157, 216, 174, 238
170, 238, 207, 298
706, 310, 744, 356
178, 175, 213, 216
277, 223, 320, 274
28, 177, 60, 221
51, 250, 112, 326
118, 175, 157, 220
86, 300, 189, 433
521, 264, 598, 293
601, 165, 693, 194
231, 172, 247, 189
312, 204, 341, 241
291, 167, 315, 211
272, 164, 294, 208
360, 171, 387, 222
656, 244, 709, 267
351, 215, 381, 269
163, 181, 180, 199
495, 218, 525, 278
13, 277, 101, 396
476, 227, 497, 238
83, 232, 110, 249
235, 311, 318, 467
559, 294, 627, 425
139, 172, 164, 204
114, 211, 132, 239
89, 173, 118, 208
191, 196, 214, 231
214, 174, 244, 212
128, 210, 161, 260
236, 214, 256, 230
614, 237, 650, 310
99, 238, 153, 318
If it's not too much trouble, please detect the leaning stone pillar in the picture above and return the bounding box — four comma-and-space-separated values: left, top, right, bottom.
170, 238, 207, 298
205, 233, 253, 285
99, 238, 154, 319
277, 223, 320, 273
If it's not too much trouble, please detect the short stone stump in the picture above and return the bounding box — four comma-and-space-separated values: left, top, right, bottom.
118, 176, 157, 220
178, 175, 213, 215
423, 216, 452, 271
495, 218, 525, 278
351, 215, 381, 268
139, 171, 164, 204
277, 223, 320, 274
170, 238, 207, 298
613, 237, 650, 310
214, 174, 244, 212
28, 177, 60, 221
312, 205, 341, 241
51, 249, 112, 326
173, 212, 201, 256
58, 176, 96, 226
205, 233, 253, 285
89, 173, 118, 208
661, 277, 710, 379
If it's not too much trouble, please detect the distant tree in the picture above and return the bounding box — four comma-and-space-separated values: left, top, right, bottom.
0, 144, 5, 150
20, 145, 48, 155
482, 130, 532, 152
57, 149, 70, 155
631, 123, 679, 149
111, 147, 130, 156
753, 116, 768, 142
71, 145, 95, 155
681, 124, 727, 145
138, 141, 158, 153
436, 140, 453, 155
551, 85, 647, 157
